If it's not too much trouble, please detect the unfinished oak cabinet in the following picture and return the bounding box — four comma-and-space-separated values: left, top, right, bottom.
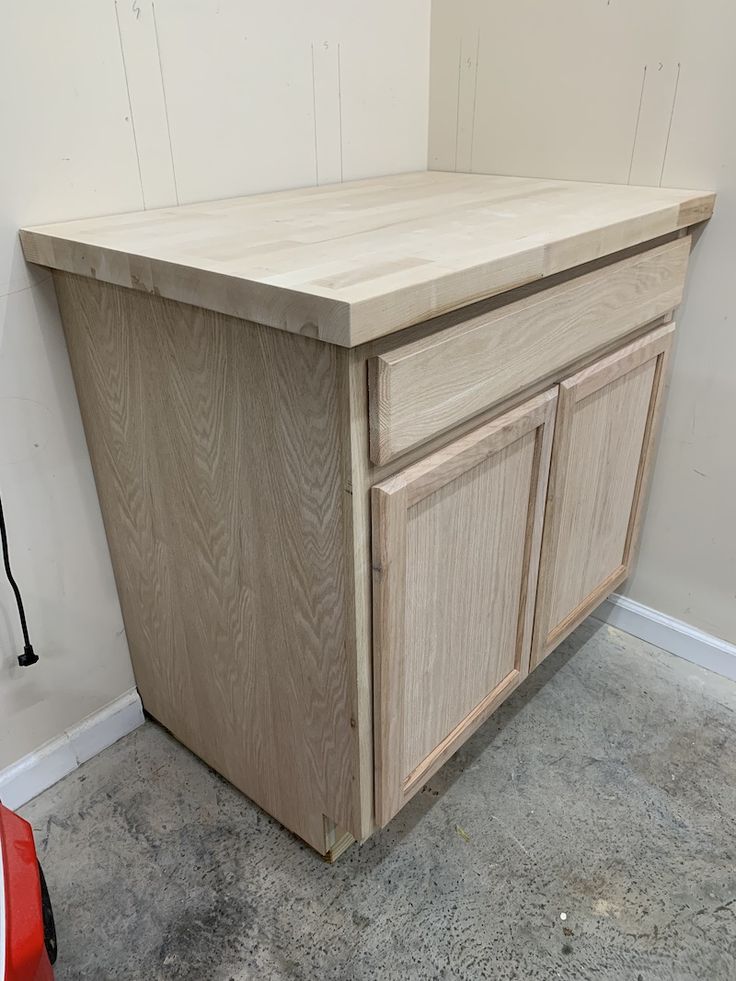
20, 172, 714, 858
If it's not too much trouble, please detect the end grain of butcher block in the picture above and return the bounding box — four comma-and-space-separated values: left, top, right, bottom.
20, 171, 714, 346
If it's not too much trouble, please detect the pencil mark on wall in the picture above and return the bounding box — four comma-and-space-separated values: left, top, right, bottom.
337, 42, 344, 183
311, 41, 343, 186
132, 0, 141, 20
311, 43, 320, 185
452, 31, 482, 173
151, 1, 180, 205
0, 276, 53, 301
627, 65, 647, 184
469, 30, 481, 173
114, 0, 146, 208
453, 41, 462, 171
660, 62, 681, 187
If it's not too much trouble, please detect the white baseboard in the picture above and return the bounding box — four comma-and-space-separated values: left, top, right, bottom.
595, 593, 736, 682
0, 688, 144, 810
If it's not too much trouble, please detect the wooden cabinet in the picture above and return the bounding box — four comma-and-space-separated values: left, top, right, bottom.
20, 173, 712, 857
531, 322, 674, 668
371, 391, 557, 825
370, 320, 674, 824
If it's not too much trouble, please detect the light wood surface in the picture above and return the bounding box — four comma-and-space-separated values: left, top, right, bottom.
38, 154, 709, 857
369, 237, 689, 463
53, 272, 363, 855
531, 323, 675, 667
372, 390, 556, 825
21, 171, 712, 347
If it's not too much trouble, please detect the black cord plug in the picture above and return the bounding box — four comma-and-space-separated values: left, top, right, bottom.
0, 490, 39, 667
18, 643, 39, 667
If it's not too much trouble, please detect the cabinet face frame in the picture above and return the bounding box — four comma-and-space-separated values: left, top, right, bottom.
531, 321, 675, 669
371, 389, 557, 826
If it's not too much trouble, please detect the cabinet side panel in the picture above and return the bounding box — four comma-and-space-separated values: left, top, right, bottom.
54, 272, 357, 853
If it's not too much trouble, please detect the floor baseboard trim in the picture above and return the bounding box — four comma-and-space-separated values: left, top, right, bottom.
0, 688, 144, 810
595, 593, 736, 682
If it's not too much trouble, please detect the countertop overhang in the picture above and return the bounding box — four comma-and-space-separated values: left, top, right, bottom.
20, 171, 714, 347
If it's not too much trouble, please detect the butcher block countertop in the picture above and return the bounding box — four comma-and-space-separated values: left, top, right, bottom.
20, 171, 714, 347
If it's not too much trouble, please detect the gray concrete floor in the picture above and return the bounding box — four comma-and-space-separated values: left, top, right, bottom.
22, 619, 736, 981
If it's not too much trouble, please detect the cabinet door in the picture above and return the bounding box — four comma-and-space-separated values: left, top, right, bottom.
531, 322, 674, 669
372, 389, 557, 826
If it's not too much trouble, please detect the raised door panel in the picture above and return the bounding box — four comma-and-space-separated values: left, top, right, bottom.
372, 389, 557, 826
531, 322, 675, 668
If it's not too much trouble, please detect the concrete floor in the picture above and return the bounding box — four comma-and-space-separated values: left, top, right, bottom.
22, 619, 736, 981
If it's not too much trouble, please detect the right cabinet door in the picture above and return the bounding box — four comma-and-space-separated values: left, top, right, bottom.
531, 322, 674, 668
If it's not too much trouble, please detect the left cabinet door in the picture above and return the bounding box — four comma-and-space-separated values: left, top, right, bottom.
371, 389, 557, 826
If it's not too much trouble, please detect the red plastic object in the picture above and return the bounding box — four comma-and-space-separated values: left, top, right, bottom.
0, 803, 54, 981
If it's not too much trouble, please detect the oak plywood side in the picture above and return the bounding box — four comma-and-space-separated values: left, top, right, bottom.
53, 272, 360, 854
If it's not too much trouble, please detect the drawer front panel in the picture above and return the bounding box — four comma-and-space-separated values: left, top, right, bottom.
369, 236, 689, 464
372, 389, 557, 826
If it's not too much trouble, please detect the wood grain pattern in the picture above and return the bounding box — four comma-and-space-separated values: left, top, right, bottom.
372, 390, 556, 825
54, 272, 361, 855
21, 172, 713, 346
403, 435, 535, 770
531, 322, 675, 667
368, 237, 689, 463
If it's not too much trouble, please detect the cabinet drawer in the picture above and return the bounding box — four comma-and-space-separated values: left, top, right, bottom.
371, 389, 557, 825
368, 236, 689, 465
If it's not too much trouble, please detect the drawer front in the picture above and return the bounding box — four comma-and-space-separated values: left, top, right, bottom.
368, 236, 689, 465
372, 389, 557, 826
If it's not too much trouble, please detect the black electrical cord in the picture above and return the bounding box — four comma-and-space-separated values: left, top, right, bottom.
0, 490, 38, 666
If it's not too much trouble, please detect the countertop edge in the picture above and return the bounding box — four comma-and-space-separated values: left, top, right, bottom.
19, 228, 355, 347
19, 189, 715, 349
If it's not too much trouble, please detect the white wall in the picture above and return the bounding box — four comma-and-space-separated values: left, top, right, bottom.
0, 1, 431, 772
429, 0, 736, 647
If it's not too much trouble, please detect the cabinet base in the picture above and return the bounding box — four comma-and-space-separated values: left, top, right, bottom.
324, 822, 355, 863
